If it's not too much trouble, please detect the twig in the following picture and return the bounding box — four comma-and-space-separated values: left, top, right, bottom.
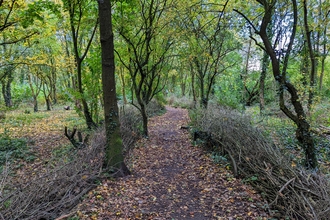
301, 192, 318, 220
278, 177, 295, 196
55, 212, 76, 220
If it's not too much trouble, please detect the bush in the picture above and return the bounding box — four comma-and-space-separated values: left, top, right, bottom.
0, 108, 141, 219
190, 105, 330, 219
146, 99, 165, 117
119, 104, 143, 156
166, 95, 195, 109
11, 83, 33, 105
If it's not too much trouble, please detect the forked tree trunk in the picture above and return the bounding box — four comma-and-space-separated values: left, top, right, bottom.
250, 0, 317, 168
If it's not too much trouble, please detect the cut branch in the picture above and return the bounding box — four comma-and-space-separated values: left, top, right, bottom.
64, 127, 89, 148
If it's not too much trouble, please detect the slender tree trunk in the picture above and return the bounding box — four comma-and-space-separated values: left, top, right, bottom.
242, 40, 251, 106
303, 0, 316, 111
319, 55, 325, 90
119, 66, 128, 104
77, 60, 96, 129
33, 97, 38, 112
28, 74, 40, 113
259, 51, 268, 114
42, 84, 51, 111
181, 81, 186, 97
51, 70, 57, 105
1, 71, 13, 108
98, 0, 129, 175
190, 64, 197, 106
319, 28, 327, 91
2, 80, 12, 107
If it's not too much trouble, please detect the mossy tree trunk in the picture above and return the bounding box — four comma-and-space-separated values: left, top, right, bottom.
98, 0, 130, 176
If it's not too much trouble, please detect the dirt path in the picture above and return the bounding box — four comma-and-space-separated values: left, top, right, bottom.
76, 106, 269, 219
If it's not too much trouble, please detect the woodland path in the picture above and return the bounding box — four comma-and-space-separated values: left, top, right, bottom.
76, 106, 269, 219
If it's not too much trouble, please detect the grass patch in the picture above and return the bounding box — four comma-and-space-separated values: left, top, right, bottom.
4, 111, 51, 127
0, 131, 35, 172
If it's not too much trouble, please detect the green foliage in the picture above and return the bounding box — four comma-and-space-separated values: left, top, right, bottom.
52, 145, 74, 159
210, 152, 228, 164
11, 83, 33, 106
309, 101, 330, 127
154, 92, 167, 106
242, 175, 259, 184
0, 131, 35, 171
216, 74, 244, 110
4, 111, 50, 126
20, 1, 61, 28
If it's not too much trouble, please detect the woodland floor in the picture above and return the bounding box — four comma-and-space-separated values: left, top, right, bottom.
74, 106, 270, 220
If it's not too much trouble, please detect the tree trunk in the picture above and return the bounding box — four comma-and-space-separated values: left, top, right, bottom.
2, 81, 12, 107
1, 71, 13, 108
319, 55, 325, 90
33, 96, 38, 112
119, 66, 128, 104
77, 60, 96, 129
303, 0, 316, 111
190, 64, 197, 106
140, 102, 148, 137
319, 27, 327, 91
51, 72, 57, 105
242, 40, 252, 106
199, 73, 207, 108
256, 0, 317, 168
98, 0, 129, 175
28, 73, 41, 113
259, 51, 268, 114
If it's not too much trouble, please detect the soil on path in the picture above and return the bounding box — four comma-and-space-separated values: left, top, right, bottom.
76, 106, 269, 219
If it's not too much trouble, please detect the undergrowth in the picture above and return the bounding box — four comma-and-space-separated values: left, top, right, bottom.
0, 99, 166, 219
190, 104, 330, 219
0, 131, 35, 172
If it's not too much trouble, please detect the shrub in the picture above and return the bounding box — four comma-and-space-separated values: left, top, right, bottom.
119, 104, 143, 157
166, 95, 195, 109
146, 99, 165, 117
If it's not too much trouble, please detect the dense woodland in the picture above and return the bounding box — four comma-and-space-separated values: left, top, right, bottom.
1, 0, 330, 219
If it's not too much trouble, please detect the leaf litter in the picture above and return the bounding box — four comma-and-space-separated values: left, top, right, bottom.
75, 106, 270, 219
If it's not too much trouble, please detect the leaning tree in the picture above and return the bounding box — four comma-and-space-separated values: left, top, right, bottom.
235, 0, 318, 168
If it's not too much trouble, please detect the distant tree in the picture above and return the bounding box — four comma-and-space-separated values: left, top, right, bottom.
303, 0, 317, 111
0, 0, 38, 107
177, 0, 238, 108
62, 0, 99, 129
98, 0, 130, 176
259, 50, 270, 113
115, 0, 174, 137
